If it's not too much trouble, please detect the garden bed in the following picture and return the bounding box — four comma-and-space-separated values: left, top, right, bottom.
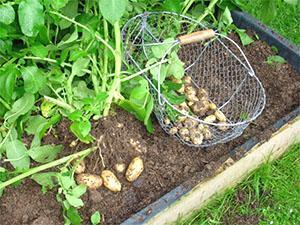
0, 32, 300, 225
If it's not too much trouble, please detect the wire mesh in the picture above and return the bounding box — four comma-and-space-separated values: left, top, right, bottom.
122, 12, 266, 147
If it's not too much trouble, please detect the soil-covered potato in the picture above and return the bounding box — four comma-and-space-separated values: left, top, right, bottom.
125, 156, 144, 182
218, 122, 229, 131
183, 118, 198, 128
191, 102, 208, 116
204, 115, 217, 123
202, 127, 213, 139
76, 173, 103, 189
101, 170, 122, 192
182, 75, 192, 84
197, 88, 208, 99
209, 102, 217, 110
73, 160, 86, 174
169, 127, 178, 134
179, 127, 190, 141
190, 128, 204, 145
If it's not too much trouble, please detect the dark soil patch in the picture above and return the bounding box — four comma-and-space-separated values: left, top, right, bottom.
0, 33, 299, 225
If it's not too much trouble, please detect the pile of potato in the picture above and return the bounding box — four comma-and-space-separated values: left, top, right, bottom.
75, 156, 144, 192
166, 75, 229, 145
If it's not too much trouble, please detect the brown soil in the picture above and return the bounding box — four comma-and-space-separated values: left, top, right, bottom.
0, 34, 299, 225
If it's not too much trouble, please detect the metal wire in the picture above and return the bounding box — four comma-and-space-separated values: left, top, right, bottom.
122, 12, 266, 147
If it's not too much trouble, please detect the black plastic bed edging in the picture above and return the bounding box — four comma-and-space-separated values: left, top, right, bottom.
121, 106, 300, 225
121, 13, 300, 225
231, 10, 300, 73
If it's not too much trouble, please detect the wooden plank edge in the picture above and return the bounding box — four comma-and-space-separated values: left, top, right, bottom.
145, 116, 300, 225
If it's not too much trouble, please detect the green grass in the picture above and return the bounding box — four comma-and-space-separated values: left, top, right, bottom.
239, 0, 300, 46
176, 144, 300, 225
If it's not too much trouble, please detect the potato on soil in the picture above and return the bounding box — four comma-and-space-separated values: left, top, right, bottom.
76, 173, 102, 189
101, 170, 122, 192
214, 110, 227, 122
114, 163, 126, 173
73, 160, 86, 174
204, 115, 217, 123
126, 156, 144, 182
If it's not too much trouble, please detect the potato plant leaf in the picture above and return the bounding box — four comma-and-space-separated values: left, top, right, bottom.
28, 145, 63, 163
21, 66, 47, 94
66, 194, 84, 208
31, 172, 58, 191
266, 55, 286, 64
4, 93, 35, 124
18, 0, 45, 37
91, 211, 101, 225
236, 29, 254, 46
162, 0, 182, 13
5, 139, 30, 169
0, 4, 15, 25
0, 64, 18, 103
71, 58, 90, 77
98, 0, 127, 25
51, 0, 70, 10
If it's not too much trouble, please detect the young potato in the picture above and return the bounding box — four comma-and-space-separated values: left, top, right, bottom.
169, 127, 178, 135
202, 127, 213, 140
204, 115, 217, 123
218, 122, 229, 131
183, 118, 198, 128
190, 128, 204, 145
125, 156, 144, 182
101, 170, 122, 192
186, 94, 199, 102
214, 110, 227, 122
76, 173, 103, 190
182, 75, 192, 85
209, 102, 217, 111
114, 163, 126, 173
197, 88, 208, 99
164, 117, 171, 125
179, 127, 189, 139
185, 86, 197, 96
191, 102, 208, 116
73, 160, 86, 174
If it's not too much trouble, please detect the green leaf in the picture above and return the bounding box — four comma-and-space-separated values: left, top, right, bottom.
70, 120, 93, 143
21, 66, 46, 94
98, 0, 127, 25
71, 185, 87, 198
266, 55, 286, 65
284, 0, 298, 5
150, 64, 168, 84
66, 194, 84, 208
4, 93, 35, 124
260, 0, 277, 23
144, 95, 154, 133
71, 57, 90, 77
221, 7, 233, 25
0, 64, 18, 102
25, 115, 47, 134
163, 91, 186, 105
91, 211, 101, 225
151, 38, 175, 59
18, 0, 44, 37
31, 172, 58, 190
236, 29, 254, 46
51, 0, 70, 9
30, 44, 48, 58
162, 0, 181, 13
5, 140, 30, 169
28, 145, 62, 163
58, 172, 75, 190
167, 52, 185, 79
0, 4, 15, 25
66, 207, 82, 225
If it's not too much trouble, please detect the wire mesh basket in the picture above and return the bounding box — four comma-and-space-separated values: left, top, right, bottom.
122, 12, 266, 147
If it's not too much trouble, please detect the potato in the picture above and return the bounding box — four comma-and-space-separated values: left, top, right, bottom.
218, 122, 229, 131
73, 160, 86, 174
179, 102, 189, 111
191, 102, 208, 116
209, 102, 217, 111
190, 128, 204, 145
214, 110, 227, 122
185, 86, 197, 96
202, 127, 213, 140
197, 88, 208, 99
179, 127, 189, 139
182, 75, 192, 84
114, 163, 126, 173
186, 94, 199, 102
204, 115, 217, 123
177, 85, 185, 94
101, 170, 122, 192
169, 127, 178, 135
183, 118, 198, 128
197, 124, 205, 131
76, 173, 102, 189
126, 156, 144, 182
164, 117, 171, 125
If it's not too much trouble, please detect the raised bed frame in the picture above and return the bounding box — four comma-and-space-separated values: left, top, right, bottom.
121, 11, 300, 225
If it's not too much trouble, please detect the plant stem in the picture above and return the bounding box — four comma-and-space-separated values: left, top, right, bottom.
102, 19, 109, 92
103, 21, 122, 116
197, 0, 219, 23
0, 147, 96, 190
120, 59, 168, 82
0, 97, 11, 110
182, 0, 195, 15
44, 96, 74, 111
50, 11, 116, 57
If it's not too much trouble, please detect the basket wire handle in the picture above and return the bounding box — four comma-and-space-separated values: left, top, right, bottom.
178, 29, 215, 45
